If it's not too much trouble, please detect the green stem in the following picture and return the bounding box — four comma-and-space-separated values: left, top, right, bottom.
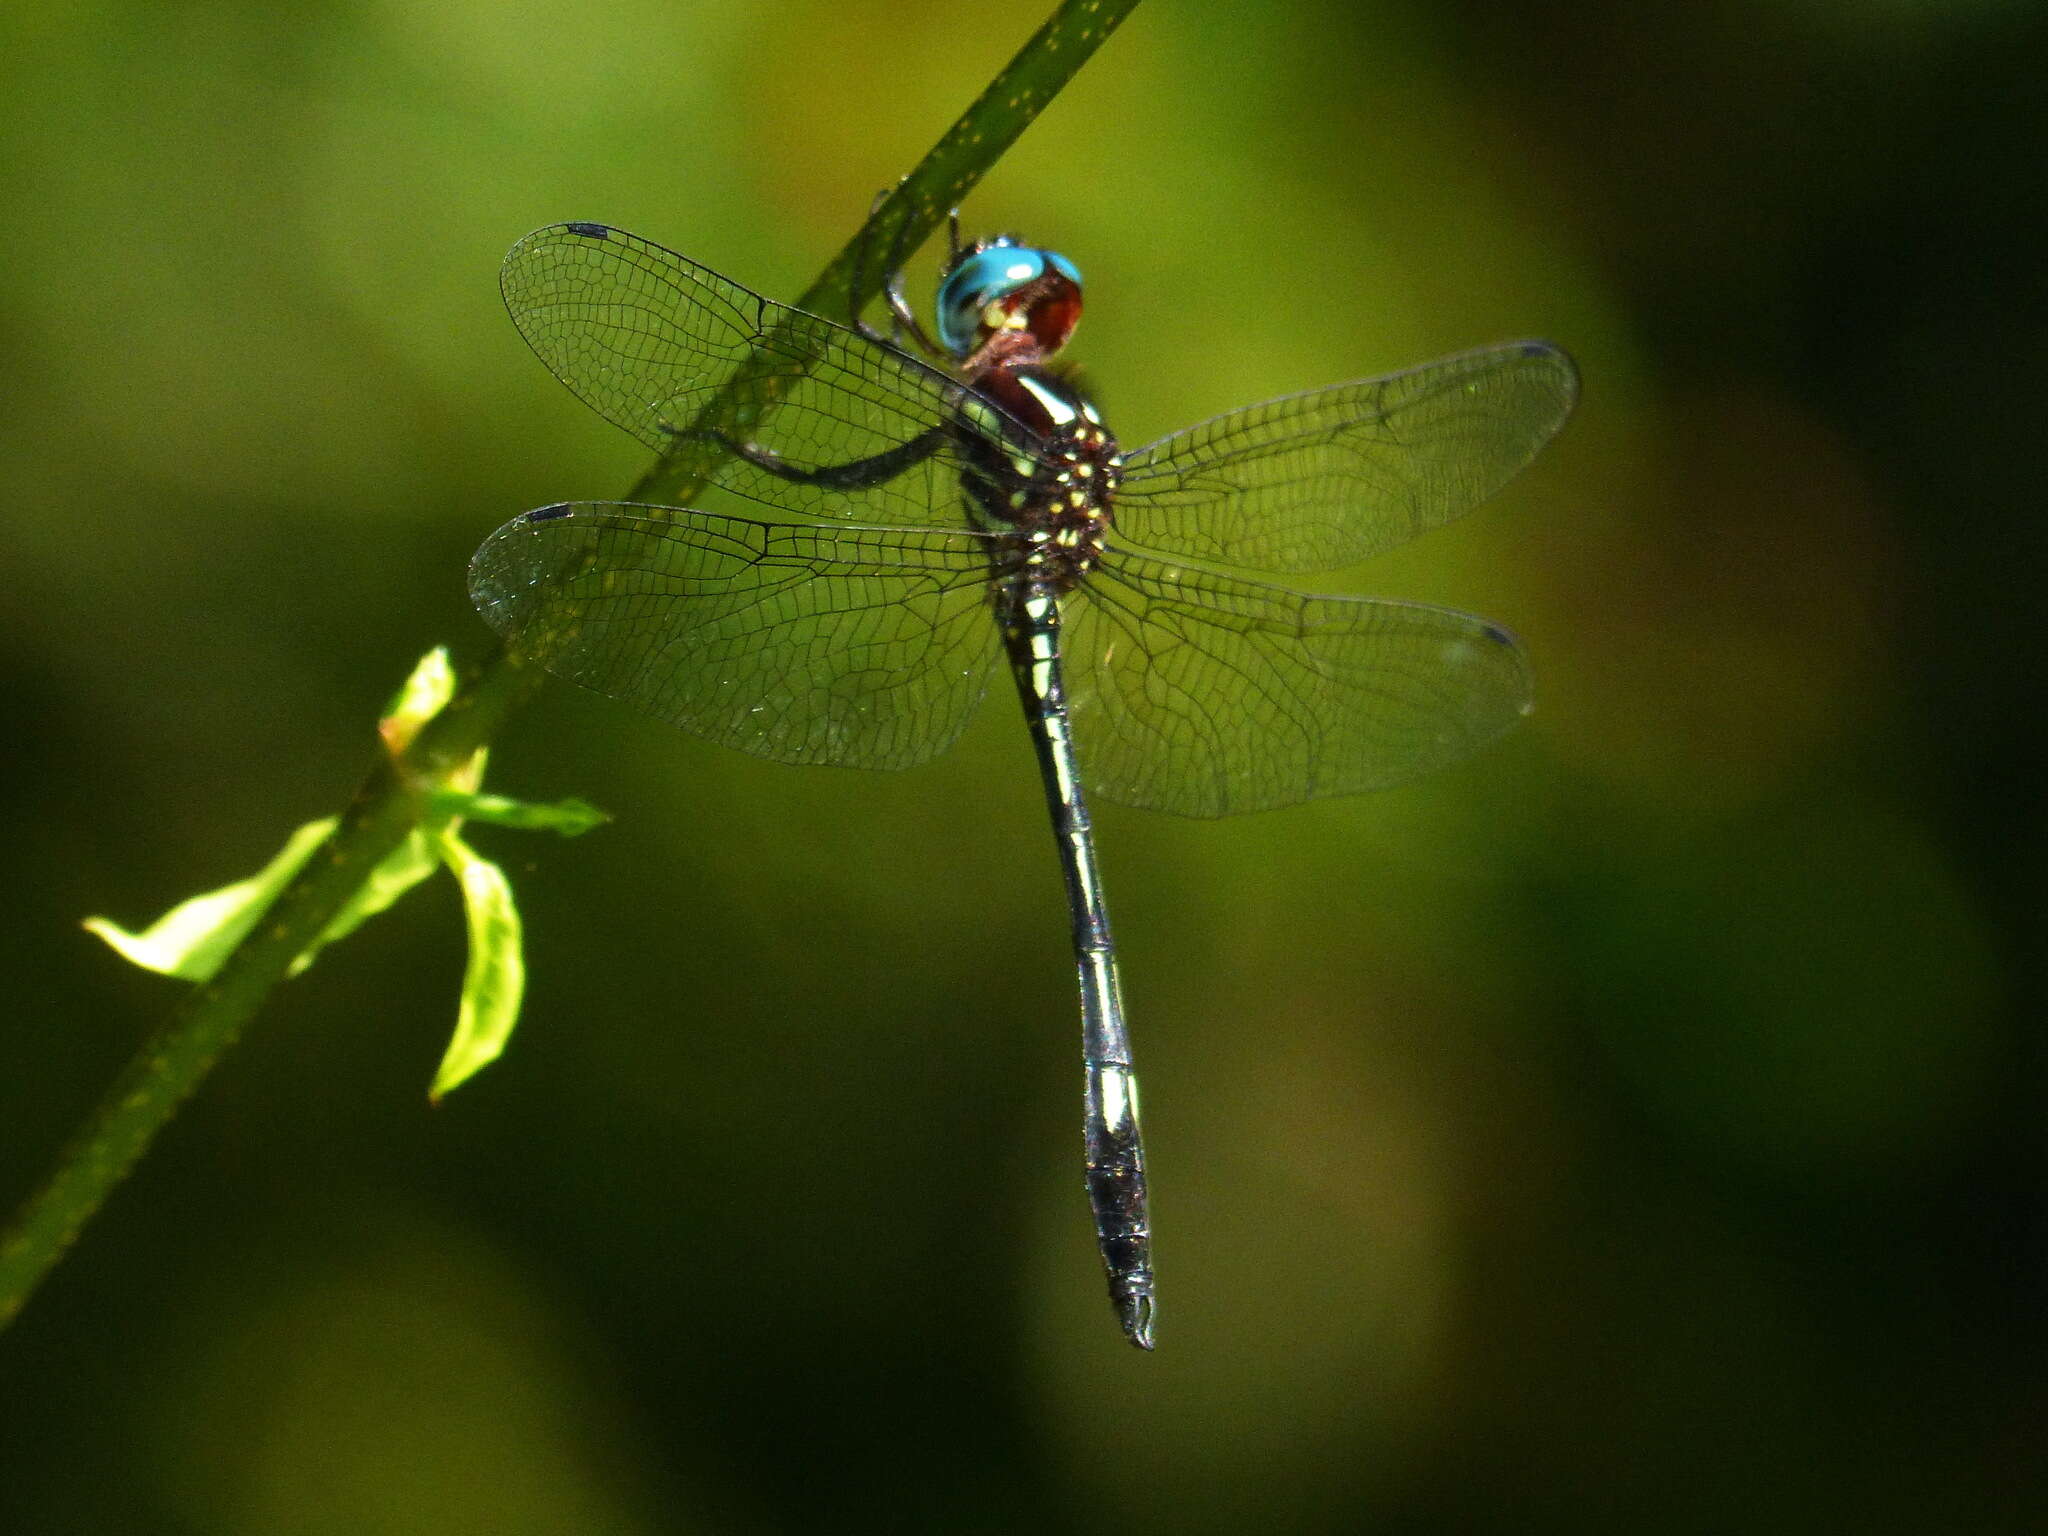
0, 652, 535, 1326
0, 0, 1139, 1330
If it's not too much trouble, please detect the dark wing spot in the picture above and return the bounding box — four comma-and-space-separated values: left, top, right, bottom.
563, 222, 612, 239
1480, 620, 1517, 647
528, 503, 574, 522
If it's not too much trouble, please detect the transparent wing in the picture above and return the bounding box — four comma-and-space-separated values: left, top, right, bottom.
1064, 546, 1533, 817
501, 223, 1047, 525
469, 503, 1004, 769
1113, 341, 1577, 573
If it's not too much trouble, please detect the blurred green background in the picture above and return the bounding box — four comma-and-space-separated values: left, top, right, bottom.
3, 0, 2040, 1530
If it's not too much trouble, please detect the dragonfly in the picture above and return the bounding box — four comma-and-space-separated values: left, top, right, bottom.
470, 219, 1577, 1349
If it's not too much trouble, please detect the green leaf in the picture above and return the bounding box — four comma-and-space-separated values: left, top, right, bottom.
429, 831, 525, 1101
380, 646, 458, 754
287, 828, 441, 978
427, 790, 609, 836
85, 818, 340, 981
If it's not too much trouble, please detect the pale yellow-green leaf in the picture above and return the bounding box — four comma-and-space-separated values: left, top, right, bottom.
429, 790, 609, 836
84, 817, 339, 981
429, 830, 525, 1101
379, 646, 458, 754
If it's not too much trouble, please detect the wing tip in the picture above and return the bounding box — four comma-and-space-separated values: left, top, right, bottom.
1512, 338, 1582, 405
505, 221, 614, 261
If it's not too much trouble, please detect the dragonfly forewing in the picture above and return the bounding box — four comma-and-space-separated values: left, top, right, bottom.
501, 223, 1050, 528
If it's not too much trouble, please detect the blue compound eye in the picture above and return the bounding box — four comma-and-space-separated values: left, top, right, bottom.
936, 245, 1084, 358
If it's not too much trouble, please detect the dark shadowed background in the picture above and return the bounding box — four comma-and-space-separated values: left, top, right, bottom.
3, 0, 2040, 1530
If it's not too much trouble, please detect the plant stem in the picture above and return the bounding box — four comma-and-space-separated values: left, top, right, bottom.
0, 0, 1139, 1332
0, 652, 534, 1325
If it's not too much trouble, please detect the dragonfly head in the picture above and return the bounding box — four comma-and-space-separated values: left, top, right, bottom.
936, 237, 1083, 362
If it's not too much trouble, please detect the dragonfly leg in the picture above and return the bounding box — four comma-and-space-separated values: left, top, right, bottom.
848, 190, 900, 347
656, 422, 950, 491
872, 207, 962, 360
846, 189, 948, 358
884, 270, 945, 360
